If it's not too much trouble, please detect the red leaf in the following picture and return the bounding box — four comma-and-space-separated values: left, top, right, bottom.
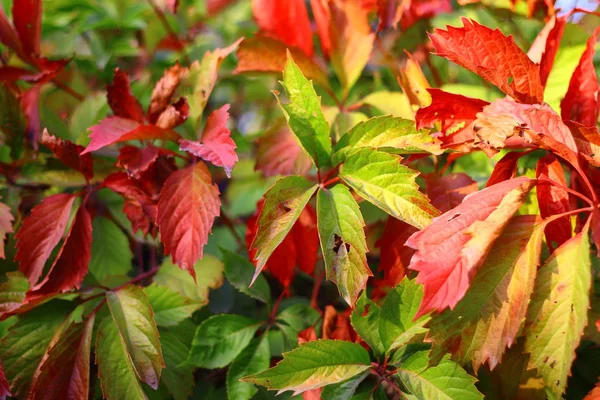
536, 154, 572, 251
0, 8, 25, 60
29, 316, 94, 400
28, 205, 93, 299
22, 85, 40, 149
425, 173, 478, 213
107, 69, 146, 123
12, 0, 41, 56
322, 305, 359, 342
533, 16, 566, 87
147, 62, 188, 123
117, 145, 161, 178
255, 125, 312, 177
14, 193, 76, 285
157, 163, 221, 277
407, 177, 535, 317
155, 97, 189, 129
179, 105, 238, 177
430, 18, 543, 104
82, 117, 180, 154
486, 151, 528, 188
42, 129, 94, 180
374, 217, 417, 291
0, 201, 14, 259
252, 0, 313, 57
395, 0, 452, 30
0, 359, 10, 400
561, 27, 600, 127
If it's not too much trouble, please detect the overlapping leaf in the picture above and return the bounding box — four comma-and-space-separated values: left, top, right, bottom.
0, 201, 13, 259
255, 124, 312, 177
41, 129, 93, 180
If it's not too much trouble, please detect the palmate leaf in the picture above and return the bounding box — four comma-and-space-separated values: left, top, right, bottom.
317, 185, 371, 306
426, 216, 544, 371
395, 351, 483, 400
524, 224, 592, 397
249, 175, 318, 282
277, 54, 332, 170
242, 340, 371, 395
106, 285, 165, 389
333, 115, 442, 165
227, 336, 271, 400
340, 149, 439, 230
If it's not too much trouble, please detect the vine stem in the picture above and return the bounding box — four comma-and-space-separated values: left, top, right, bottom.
322, 176, 341, 188
268, 290, 287, 323
310, 269, 325, 312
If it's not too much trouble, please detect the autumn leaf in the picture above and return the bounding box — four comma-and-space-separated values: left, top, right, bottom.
179, 104, 238, 177
486, 151, 528, 187
117, 145, 161, 178
0, 201, 13, 259
533, 16, 566, 87
255, 124, 312, 177
106, 68, 145, 122
425, 173, 478, 213
374, 217, 417, 291
252, 0, 313, 57
41, 129, 93, 180
147, 62, 188, 123
561, 27, 600, 127
407, 177, 536, 317
157, 162, 220, 277
14, 193, 76, 285
12, 0, 41, 57
430, 18, 543, 104
398, 53, 432, 108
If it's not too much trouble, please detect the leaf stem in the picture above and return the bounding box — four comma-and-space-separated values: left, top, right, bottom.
322, 176, 341, 188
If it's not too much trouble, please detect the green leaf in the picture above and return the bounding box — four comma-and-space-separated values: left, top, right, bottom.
250, 176, 318, 280
396, 351, 483, 400
159, 330, 195, 400
379, 278, 430, 354
222, 248, 271, 304
524, 225, 591, 397
153, 254, 223, 304
188, 314, 262, 369
106, 285, 165, 389
96, 316, 148, 400
243, 340, 371, 395
333, 115, 442, 164
340, 149, 439, 229
144, 284, 202, 327
322, 371, 370, 400
277, 53, 332, 170
227, 336, 271, 400
276, 303, 321, 349
0, 83, 27, 160
0, 271, 29, 314
0, 301, 71, 397
89, 217, 133, 281
317, 185, 372, 306
351, 293, 385, 357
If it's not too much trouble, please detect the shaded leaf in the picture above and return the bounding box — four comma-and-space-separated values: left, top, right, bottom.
106, 68, 145, 123
159, 330, 194, 400
0, 202, 13, 259
88, 217, 133, 281
486, 151, 527, 187
117, 145, 161, 179
41, 129, 93, 180
425, 173, 478, 213
222, 249, 271, 303
227, 336, 271, 400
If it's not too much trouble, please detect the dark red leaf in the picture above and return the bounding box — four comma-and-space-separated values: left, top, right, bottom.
117, 145, 161, 178
561, 27, 600, 127
374, 217, 417, 292
253, 0, 313, 57
14, 193, 76, 285
12, 0, 41, 56
82, 117, 180, 155
425, 173, 478, 212
0, 8, 25, 60
157, 163, 221, 277
107, 69, 146, 123
0, 359, 10, 400
179, 105, 238, 177
0, 201, 13, 260
322, 305, 359, 342
430, 18, 543, 104
41, 129, 93, 180
486, 151, 529, 187
536, 154, 572, 252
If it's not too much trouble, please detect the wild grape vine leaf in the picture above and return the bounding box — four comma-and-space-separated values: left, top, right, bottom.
41, 129, 93, 180
157, 162, 221, 277
242, 340, 371, 395
106, 285, 165, 389
426, 216, 544, 371
0, 201, 13, 259
29, 316, 95, 400
277, 54, 332, 170
117, 145, 161, 179
255, 124, 312, 177
340, 149, 439, 230
248, 176, 318, 283
430, 18, 543, 104
179, 104, 238, 177
147, 62, 189, 123
407, 177, 536, 317
106, 68, 145, 122
317, 185, 371, 306
524, 224, 591, 398
14, 193, 76, 285
560, 27, 600, 127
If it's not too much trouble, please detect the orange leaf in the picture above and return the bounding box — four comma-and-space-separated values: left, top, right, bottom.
255, 124, 312, 178
147, 62, 188, 123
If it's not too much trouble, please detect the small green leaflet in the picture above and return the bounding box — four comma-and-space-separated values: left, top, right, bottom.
187, 314, 262, 369
276, 303, 321, 349
277, 53, 332, 170
106, 285, 165, 389
333, 115, 442, 164
379, 278, 430, 354
227, 336, 271, 400
340, 149, 439, 229
351, 293, 385, 357
243, 340, 371, 395
317, 185, 372, 306
144, 284, 202, 327
159, 330, 195, 400
524, 225, 591, 397
0, 271, 28, 314
96, 316, 148, 400
395, 351, 483, 400
249, 175, 318, 282
222, 249, 271, 304
89, 217, 133, 282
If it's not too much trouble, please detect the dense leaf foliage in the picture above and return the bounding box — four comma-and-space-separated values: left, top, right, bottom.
0, 0, 600, 399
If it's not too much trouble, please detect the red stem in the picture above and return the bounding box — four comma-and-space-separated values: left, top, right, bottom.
268, 290, 287, 322
322, 176, 341, 188
310, 269, 325, 312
